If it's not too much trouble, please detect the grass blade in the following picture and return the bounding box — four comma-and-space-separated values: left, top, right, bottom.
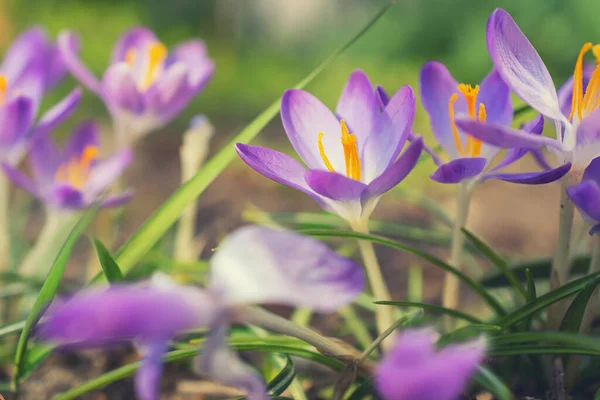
474, 366, 513, 400
374, 301, 483, 324
559, 277, 600, 333
92, 237, 123, 283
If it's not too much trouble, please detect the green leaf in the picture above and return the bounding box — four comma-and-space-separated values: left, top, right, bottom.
474, 366, 513, 400
462, 228, 526, 299
489, 344, 600, 357
491, 331, 600, 351
500, 273, 600, 328
92, 237, 123, 282
559, 277, 600, 333
0, 319, 25, 338
346, 379, 379, 400
438, 324, 502, 346
13, 208, 96, 388
302, 229, 506, 317
519, 268, 537, 332
374, 301, 483, 324
88, 1, 397, 283
266, 355, 296, 396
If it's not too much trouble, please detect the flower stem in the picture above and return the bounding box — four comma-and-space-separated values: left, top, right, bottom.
351, 223, 395, 352
548, 179, 575, 330
443, 182, 472, 330
0, 174, 11, 273
239, 306, 375, 375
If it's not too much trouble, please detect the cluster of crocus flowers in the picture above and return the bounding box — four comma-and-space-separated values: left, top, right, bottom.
58, 27, 215, 146
39, 226, 365, 400
375, 329, 485, 400
420, 62, 570, 186
236, 70, 423, 228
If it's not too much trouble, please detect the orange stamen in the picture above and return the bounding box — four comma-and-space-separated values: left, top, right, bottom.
0, 75, 7, 106
340, 120, 361, 181
142, 42, 167, 89
55, 146, 99, 189
569, 43, 593, 121
317, 132, 335, 172
448, 93, 464, 154
125, 48, 136, 66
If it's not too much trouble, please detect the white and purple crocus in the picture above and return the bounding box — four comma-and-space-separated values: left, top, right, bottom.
236, 70, 423, 227
453, 8, 600, 179
58, 27, 215, 146
420, 62, 570, 186
376, 329, 485, 400
39, 226, 365, 400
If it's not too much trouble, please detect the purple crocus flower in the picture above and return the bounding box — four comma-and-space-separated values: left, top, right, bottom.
58, 27, 215, 146
376, 329, 485, 400
40, 226, 364, 400
2, 119, 133, 210
419, 62, 569, 185
453, 9, 600, 177
567, 157, 600, 235
236, 70, 423, 226
0, 27, 74, 166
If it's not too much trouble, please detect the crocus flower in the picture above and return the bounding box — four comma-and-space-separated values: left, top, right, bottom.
420, 62, 570, 185
58, 27, 215, 146
2, 119, 133, 210
375, 329, 485, 400
453, 8, 600, 177
236, 70, 423, 227
40, 226, 364, 400
567, 157, 600, 235
0, 28, 75, 166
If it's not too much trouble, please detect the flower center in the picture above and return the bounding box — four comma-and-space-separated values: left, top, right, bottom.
317, 119, 361, 181
124, 41, 168, 91
569, 43, 600, 122
448, 83, 487, 157
54, 146, 99, 189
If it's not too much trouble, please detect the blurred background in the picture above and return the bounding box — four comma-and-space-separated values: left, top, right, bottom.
4, 0, 600, 293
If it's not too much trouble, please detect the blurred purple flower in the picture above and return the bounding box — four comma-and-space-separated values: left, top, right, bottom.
40, 226, 364, 400
567, 157, 600, 235
236, 70, 423, 226
2, 119, 132, 210
452, 9, 600, 177
0, 27, 74, 166
57, 27, 214, 146
420, 61, 569, 185
376, 329, 485, 400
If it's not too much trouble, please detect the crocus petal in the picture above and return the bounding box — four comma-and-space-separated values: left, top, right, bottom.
209, 226, 364, 311
486, 9, 563, 121
65, 120, 100, 160
235, 144, 322, 201
485, 162, 571, 184
57, 31, 101, 93
85, 149, 133, 197
489, 115, 544, 173
376, 329, 485, 400
305, 170, 366, 201
145, 63, 191, 121
582, 156, 600, 184
29, 134, 61, 185
1, 28, 47, 82
574, 108, 600, 169
136, 340, 167, 400
32, 88, 82, 142
375, 85, 389, 109
477, 69, 513, 126
46, 184, 85, 209
568, 180, 600, 227
362, 137, 423, 201
362, 85, 415, 181
419, 61, 464, 158
0, 97, 35, 153
168, 40, 214, 88
335, 69, 377, 146
281, 89, 344, 171
101, 63, 145, 115
430, 157, 487, 184
44, 41, 69, 89
1, 164, 37, 195
12, 67, 45, 110
111, 27, 158, 64
455, 119, 563, 151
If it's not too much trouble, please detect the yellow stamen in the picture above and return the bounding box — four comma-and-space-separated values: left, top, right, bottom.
582, 67, 600, 112
593, 45, 600, 64
0, 75, 7, 106
317, 132, 335, 172
471, 103, 486, 157
142, 42, 167, 89
569, 43, 593, 121
125, 48, 136, 66
340, 120, 361, 181
55, 146, 99, 189
448, 93, 463, 154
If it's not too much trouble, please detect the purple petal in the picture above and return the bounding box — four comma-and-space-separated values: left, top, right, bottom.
335, 70, 377, 146
489, 115, 544, 173
209, 226, 364, 311
1, 164, 37, 195
305, 170, 366, 201
486, 9, 562, 121
583, 156, 600, 184
477, 69, 513, 126
455, 119, 563, 151
46, 184, 85, 209
167, 40, 214, 88
485, 163, 571, 184
136, 340, 167, 400
145, 63, 191, 121
430, 157, 487, 184
376, 329, 485, 400
12, 66, 45, 110
39, 280, 218, 346
85, 149, 133, 197
362, 137, 423, 201
362, 85, 415, 181
57, 31, 101, 93
375, 85, 389, 109
33, 88, 82, 142
43, 41, 69, 89
0, 97, 35, 154
567, 180, 600, 224
280, 89, 344, 171
65, 121, 99, 161
1, 27, 47, 83
111, 27, 158, 64
235, 144, 321, 201
29, 134, 61, 185
574, 108, 600, 168
101, 64, 145, 115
